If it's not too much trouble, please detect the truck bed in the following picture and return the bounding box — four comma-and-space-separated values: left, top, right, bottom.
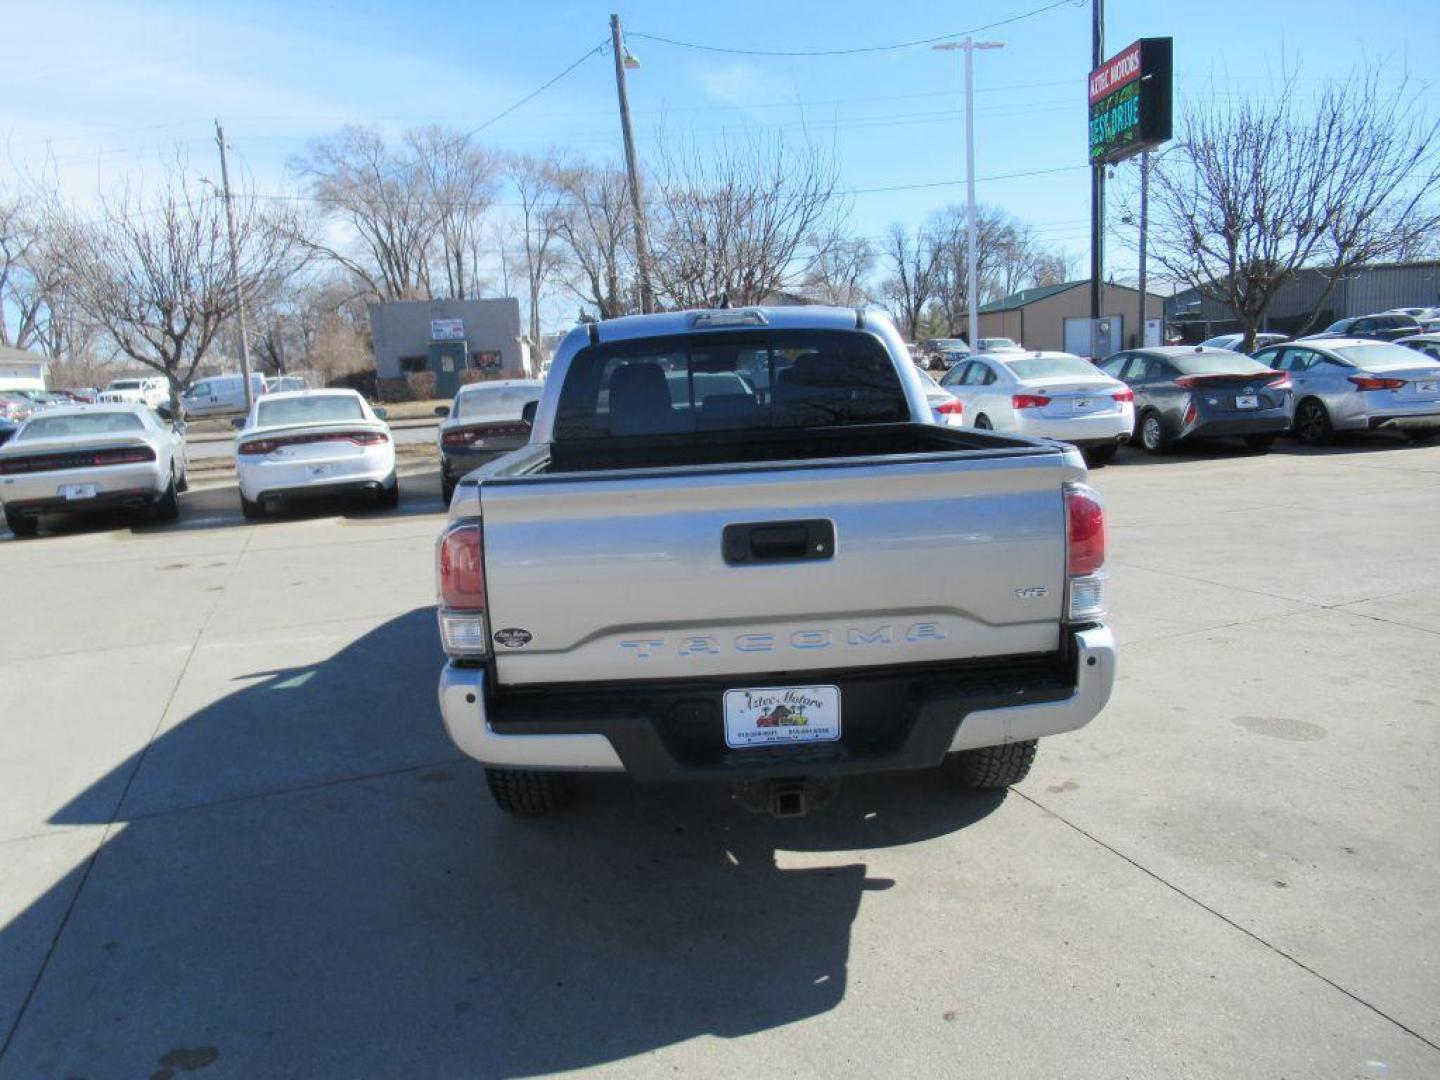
483, 422, 1054, 479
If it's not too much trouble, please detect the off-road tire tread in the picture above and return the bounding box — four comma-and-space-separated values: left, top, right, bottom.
946, 739, 1039, 789
485, 768, 570, 816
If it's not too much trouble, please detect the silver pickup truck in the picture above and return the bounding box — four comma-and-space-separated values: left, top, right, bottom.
435, 306, 1115, 817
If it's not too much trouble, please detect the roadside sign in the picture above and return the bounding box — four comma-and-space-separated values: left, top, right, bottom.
431, 318, 465, 341
1088, 38, 1172, 165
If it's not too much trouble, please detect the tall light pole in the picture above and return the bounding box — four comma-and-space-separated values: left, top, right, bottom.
213, 120, 255, 414
1137, 149, 1150, 346
1090, 0, 1105, 338
610, 14, 655, 314
934, 38, 1005, 349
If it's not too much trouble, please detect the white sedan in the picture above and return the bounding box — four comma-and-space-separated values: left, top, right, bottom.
0, 404, 188, 536
938, 351, 1134, 465
234, 389, 396, 519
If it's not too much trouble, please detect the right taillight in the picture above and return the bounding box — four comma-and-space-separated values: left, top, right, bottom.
1349, 375, 1405, 391
1064, 482, 1107, 622
437, 521, 489, 657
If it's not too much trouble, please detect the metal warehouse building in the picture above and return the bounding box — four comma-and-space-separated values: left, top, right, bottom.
368, 299, 531, 398
1165, 260, 1440, 341
976, 280, 1168, 357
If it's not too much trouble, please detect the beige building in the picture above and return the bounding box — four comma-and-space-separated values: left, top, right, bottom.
976, 280, 1167, 357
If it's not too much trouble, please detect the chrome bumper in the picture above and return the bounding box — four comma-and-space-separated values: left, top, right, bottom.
947, 624, 1115, 751
437, 624, 1115, 772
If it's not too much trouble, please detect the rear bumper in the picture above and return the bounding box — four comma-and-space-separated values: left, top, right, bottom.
439, 445, 518, 476
1014, 412, 1133, 445
1, 486, 164, 516
1366, 410, 1440, 431
437, 625, 1115, 777
237, 450, 395, 502
1, 463, 167, 513
1184, 411, 1290, 440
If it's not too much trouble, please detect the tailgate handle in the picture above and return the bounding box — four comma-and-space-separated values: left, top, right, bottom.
723, 519, 834, 565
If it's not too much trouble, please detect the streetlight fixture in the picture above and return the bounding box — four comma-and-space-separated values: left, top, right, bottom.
934, 38, 1005, 351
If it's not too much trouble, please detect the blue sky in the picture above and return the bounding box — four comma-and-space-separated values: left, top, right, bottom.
3, 0, 1436, 305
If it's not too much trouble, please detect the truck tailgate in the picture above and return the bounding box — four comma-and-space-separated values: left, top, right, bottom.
481, 451, 1068, 686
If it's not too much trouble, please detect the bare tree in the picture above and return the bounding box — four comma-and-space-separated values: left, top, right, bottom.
0, 192, 92, 358
290, 125, 437, 302
554, 163, 635, 319
507, 153, 569, 354
649, 132, 843, 308
804, 235, 874, 307
408, 126, 500, 301
877, 222, 940, 339
926, 203, 1015, 333
1148, 64, 1440, 348
57, 158, 306, 411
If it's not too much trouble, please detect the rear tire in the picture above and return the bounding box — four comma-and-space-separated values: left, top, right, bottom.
1242, 433, 1275, 452
1139, 410, 1172, 454
1403, 428, 1436, 443
485, 768, 571, 816
944, 740, 1038, 790
377, 474, 400, 510
4, 508, 38, 538
1082, 444, 1118, 467
176, 467, 190, 492
151, 478, 180, 523
1293, 398, 1334, 446
974, 414, 993, 430
240, 492, 266, 521
440, 472, 456, 505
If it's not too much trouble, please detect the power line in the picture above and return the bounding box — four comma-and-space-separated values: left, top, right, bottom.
628, 0, 1079, 57
463, 39, 609, 137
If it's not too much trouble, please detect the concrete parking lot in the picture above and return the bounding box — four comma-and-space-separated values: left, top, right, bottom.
1, 438, 1437, 1078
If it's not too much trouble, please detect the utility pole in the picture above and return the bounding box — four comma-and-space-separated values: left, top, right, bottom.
610, 14, 655, 314
214, 120, 256, 414
1089, 0, 1105, 341
1137, 149, 1149, 347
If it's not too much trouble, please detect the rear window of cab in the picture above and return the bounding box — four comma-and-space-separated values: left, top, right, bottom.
553, 330, 908, 440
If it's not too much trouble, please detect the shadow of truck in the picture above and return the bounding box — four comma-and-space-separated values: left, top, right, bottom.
3, 609, 1003, 1077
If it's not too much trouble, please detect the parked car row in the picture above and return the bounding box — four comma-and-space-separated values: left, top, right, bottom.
926, 338, 1440, 463
0, 387, 396, 537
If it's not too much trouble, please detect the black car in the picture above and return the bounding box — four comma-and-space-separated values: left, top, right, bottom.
1098, 346, 1291, 454
1310, 313, 1422, 342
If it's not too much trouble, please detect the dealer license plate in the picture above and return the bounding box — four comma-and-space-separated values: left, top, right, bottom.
723, 685, 841, 749
1072, 397, 1092, 411
1416, 380, 1438, 396
1235, 395, 1259, 409
60, 484, 97, 501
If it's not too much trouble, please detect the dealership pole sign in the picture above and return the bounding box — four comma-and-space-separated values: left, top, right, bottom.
1088, 37, 1172, 165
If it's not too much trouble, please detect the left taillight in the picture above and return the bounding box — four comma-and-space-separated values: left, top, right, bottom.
1013, 393, 1052, 409
437, 521, 489, 658
1064, 482, 1107, 622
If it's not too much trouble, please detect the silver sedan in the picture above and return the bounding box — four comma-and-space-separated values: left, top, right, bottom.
1251, 338, 1440, 444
